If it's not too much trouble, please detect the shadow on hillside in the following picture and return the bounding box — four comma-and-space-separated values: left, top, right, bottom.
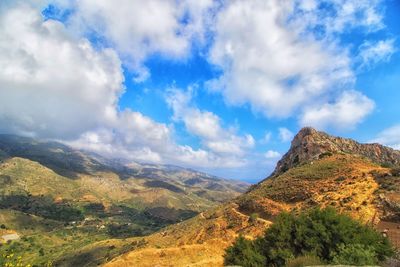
0, 194, 84, 222
0, 135, 111, 178
54, 242, 140, 267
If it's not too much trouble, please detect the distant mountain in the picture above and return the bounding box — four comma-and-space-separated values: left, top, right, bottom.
105, 127, 400, 267
0, 134, 248, 266
0, 134, 248, 195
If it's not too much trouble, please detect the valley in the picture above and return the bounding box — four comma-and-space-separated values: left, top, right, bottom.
0, 135, 247, 266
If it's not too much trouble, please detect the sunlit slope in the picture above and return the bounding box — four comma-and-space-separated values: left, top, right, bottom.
105, 128, 400, 267
0, 134, 247, 266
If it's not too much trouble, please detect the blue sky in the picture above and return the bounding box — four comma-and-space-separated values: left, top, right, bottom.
0, 0, 399, 183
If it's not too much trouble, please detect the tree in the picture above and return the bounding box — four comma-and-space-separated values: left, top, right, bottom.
224, 207, 394, 267
224, 236, 265, 267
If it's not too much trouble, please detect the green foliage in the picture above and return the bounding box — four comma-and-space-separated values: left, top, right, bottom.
224, 236, 265, 267
285, 254, 323, 267
249, 213, 259, 224
224, 208, 394, 267
381, 162, 394, 168
0, 251, 32, 267
331, 243, 377, 265
318, 152, 333, 159
0, 195, 84, 222
106, 223, 144, 238
38, 248, 44, 256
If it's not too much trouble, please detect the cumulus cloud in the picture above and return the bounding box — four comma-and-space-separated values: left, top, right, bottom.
371, 125, 400, 150
60, 0, 216, 81
0, 4, 123, 139
300, 90, 375, 130
0, 3, 246, 169
207, 0, 380, 129
166, 88, 255, 157
358, 39, 396, 70
264, 150, 281, 159
0, 0, 393, 180
279, 128, 294, 142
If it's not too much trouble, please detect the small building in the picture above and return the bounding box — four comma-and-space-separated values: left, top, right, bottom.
1, 233, 20, 242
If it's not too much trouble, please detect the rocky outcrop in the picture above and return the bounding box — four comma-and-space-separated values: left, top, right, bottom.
272, 127, 400, 176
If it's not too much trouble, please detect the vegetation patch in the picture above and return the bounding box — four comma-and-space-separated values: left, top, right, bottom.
224, 207, 394, 267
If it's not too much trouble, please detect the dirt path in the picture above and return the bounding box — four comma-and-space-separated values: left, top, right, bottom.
231, 207, 248, 219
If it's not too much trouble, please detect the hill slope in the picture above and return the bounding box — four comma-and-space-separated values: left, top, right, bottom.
0, 134, 247, 266
105, 127, 400, 267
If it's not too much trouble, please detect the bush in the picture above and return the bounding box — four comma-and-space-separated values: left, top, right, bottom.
319, 152, 333, 159
224, 207, 394, 267
249, 213, 259, 224
331, 243, 377, 265
224, 236, 265, 267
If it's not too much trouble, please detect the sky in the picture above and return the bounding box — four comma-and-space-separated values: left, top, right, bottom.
0, 0, 399, 183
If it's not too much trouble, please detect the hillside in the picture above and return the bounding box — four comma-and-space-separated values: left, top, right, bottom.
104, 127, 400, 267
0, 134, 247, 266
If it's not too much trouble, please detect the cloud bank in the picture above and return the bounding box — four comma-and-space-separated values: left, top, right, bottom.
0, 0, 395, 180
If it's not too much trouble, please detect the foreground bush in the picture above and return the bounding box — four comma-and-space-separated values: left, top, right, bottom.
224, 236, 265, 267
224, 207, 394, 267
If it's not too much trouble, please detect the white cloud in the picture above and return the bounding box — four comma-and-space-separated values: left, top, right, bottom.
358, 39, 396, 69
300, 90, 375, 130
371, 125, 400, 150
293, 0, 385, 34
0, 3, 247, 170
264, 150, 281, 159
0, 0, 391, 180
60, 0, 215, 81
260, 131, 272, 144
207, 0, 381, 129
0, 4, 122, 139
166, 88, 254, 157
207, 0, 353, 118
279, 128, 294, 142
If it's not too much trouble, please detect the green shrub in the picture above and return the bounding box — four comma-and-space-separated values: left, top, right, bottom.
249, 213, 259, 224
224, 207, 394, 267
319, 152, 333, 159
381, 162, 393, 168
331, 243, 377, 265
224, 236, 265, 267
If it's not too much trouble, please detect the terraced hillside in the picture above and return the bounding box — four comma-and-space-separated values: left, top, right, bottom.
0, 135, 247, 266
105, 127, 400, 267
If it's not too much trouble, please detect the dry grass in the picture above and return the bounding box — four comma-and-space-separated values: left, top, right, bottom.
104, 154, 400, 266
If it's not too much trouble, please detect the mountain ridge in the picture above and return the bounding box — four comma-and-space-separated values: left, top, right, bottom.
273, 127, 400, 176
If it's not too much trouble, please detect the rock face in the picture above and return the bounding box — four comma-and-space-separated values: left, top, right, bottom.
273, 127, 400, 176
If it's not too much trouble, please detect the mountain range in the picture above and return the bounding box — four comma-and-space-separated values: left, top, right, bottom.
0, 134, 247, 266
1, 128, 400, 266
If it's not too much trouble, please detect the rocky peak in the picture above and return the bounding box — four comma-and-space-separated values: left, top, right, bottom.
272, 127, 400, 176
